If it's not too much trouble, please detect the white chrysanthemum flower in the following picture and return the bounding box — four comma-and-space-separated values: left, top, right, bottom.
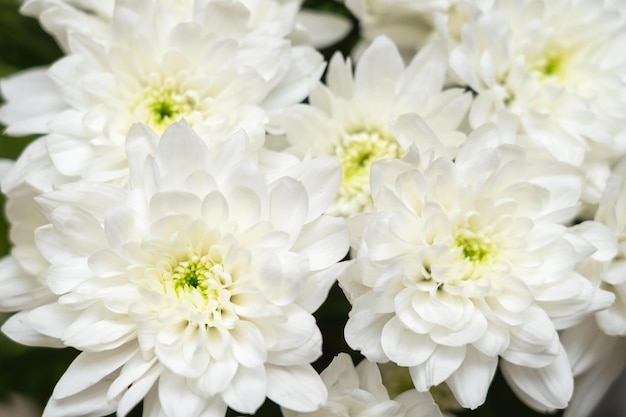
21, 0, 288, 49
1, 0, 324, 182
21, 0, 350, 52
561, 318, 626, 417
447, 0, 626, 204
0, 140, 70, 334
339, 122, 615, 411
282, 353, 444, 417
271, 36, 471, 217
344, 0, 447, 58
592, 156, 626, 335
344, 0, 493, 60
2, 121, 350, 417
559, 156, 626, 417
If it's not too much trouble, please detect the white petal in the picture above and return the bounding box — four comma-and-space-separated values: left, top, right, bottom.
564, 338, 626, 417
292, 216, 349, 270
471, 322, 510, 357
561, 317, 623, 375
344, 308, 390, 363
266, 364, 327, 412
49, 204, 107, 255
156, 122, 209, 190
324, 52, 353, 99
283, 156, 342, 223
149, 192, 202, 220
445, 347, 498, 409
194, 357, 238, 397
262, 46, 324, 110
46, 257, 92, 294
296, 10, 352, 49
267, 306, 321, 366
158, 372, 206, 417
45, 134, 95, 177
1, 310, 65, 347
43, 379, 117, 417
567, 221, 618, 262
500, 345, 573, 412
108, 352, 159, 399
0, 255, 53, 311
221, 365, 266, 414
231, 321, 268, 368
409, 345, 467, 391
381, 316, 436, 367
295, 261, 351, 313
26, 303, 78, 340
354, 36, 404, 96
125, 123, 158, 190
117, 364, 160, 417
0, 67, 66, 135
269, 177, 308, 241
53, 344, 137, 399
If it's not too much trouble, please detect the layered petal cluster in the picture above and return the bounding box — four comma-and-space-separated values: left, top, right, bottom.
343, 0, 494, 59
561, 155, 626, 417
446, 0, 626, 204
344, 0, 447, 58
593, 156, 626, 335
271, 36, 471, 216
2, 122, 350, 417
0, 141, 70, 330
560, 318, 626, 417
282, 353, 444, 417
1, 0, 324, 182
339, 122, 615, 411
21, 0, 351, 51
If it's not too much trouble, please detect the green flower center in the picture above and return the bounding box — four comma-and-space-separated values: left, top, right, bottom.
455, 233, 495, 264
530, 46, 570, 81
166, 252, 233, 302
138, 83, 198, 132
331, 128, 402, 214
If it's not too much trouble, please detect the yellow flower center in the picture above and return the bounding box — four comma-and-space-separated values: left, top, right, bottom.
145, 86, 196, 131
456, 235, 493, 263
331, 127, 402, 215
454, 230, 498, 280
529, 46, 570, 81
159, 248, 237, 326
169, 254, 232, 299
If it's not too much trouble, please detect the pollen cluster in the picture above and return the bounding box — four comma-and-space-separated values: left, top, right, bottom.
140, 85, 196, 131
331, 127, 402, 214
160, 249, 237, 326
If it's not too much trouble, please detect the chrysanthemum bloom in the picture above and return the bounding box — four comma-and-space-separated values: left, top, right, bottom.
339, 121, 615, 411
0, 139, 76, 340
282, 353, 444, 417
21, 0, 351, 52
0, 142, 63, 318
0, 0, 324, 182
2, 121, 350, 417
271, 36, 470, 217
343, 0, 446, 58
446, 0, 626, 204
343, 0, 494, 60
561, 155, 626, 417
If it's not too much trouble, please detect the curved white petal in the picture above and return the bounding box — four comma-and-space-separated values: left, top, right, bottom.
501, 345, 573, 412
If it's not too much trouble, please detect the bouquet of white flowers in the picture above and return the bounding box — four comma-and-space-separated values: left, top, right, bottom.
0, 0, 624, 416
